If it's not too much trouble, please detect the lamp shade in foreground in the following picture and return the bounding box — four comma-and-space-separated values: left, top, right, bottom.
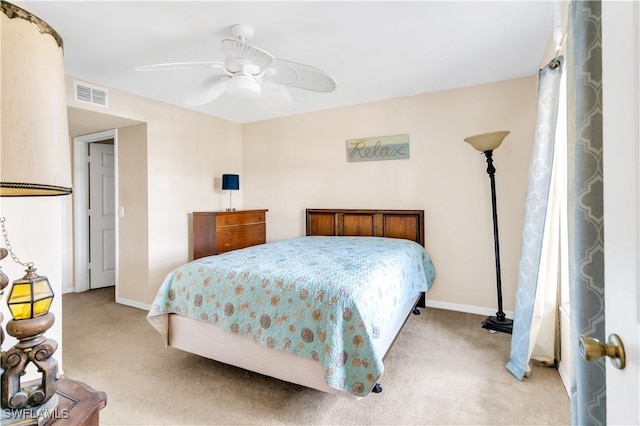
1, 1, 72, 196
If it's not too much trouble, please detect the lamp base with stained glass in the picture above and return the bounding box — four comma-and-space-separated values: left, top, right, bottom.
1, 266, 59, 411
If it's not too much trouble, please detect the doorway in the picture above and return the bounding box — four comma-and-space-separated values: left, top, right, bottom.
88, 140, 115, 288
73, 129, 118, 292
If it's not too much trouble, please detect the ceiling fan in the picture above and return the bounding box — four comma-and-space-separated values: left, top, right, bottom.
135, 24, 337, 113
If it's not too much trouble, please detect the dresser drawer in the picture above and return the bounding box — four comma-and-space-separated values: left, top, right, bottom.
193, 209, 268, 259
216, 211, 266, 227
215, 223, 266, 253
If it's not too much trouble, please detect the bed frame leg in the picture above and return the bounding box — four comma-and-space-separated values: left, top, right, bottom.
412, 306, 421, 315
372, 383, 382, 393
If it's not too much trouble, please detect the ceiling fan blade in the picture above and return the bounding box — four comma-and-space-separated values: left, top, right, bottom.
254, 83, 293, 113
221, 39, 274, 72
135, 61, 226, 72
185, 75, 229, 106
269, 59, 337, 93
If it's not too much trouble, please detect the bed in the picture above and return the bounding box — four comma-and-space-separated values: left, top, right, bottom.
147, 208, 436, 398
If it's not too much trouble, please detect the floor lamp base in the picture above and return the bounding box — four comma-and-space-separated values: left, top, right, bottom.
482, 315, 513, 334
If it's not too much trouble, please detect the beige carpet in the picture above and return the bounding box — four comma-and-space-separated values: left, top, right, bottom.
61, 288, 570, 425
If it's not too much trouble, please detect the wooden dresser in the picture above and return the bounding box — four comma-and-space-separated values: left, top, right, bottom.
193, 209, 268, 259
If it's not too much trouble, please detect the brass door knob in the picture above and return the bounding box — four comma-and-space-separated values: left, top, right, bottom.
580, 334, 626, 369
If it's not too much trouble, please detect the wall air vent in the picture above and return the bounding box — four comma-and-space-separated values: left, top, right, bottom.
74, 81, 109, 107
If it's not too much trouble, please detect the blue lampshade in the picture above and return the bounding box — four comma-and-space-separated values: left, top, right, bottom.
222, 174, 239, 190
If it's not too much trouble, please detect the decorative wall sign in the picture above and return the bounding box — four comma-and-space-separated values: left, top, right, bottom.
346, 134, 410, 162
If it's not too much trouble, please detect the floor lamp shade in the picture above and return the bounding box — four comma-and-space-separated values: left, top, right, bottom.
464, 131, 510, 152
222, 174, 240, 191
1, 1, 72, 196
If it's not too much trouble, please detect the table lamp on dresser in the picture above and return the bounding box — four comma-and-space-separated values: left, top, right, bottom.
222, 174, 240, 211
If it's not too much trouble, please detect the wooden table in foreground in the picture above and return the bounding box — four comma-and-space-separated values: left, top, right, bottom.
43, 376, 107, 425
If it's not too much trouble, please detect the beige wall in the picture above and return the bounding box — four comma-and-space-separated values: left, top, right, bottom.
243, 76, 537, 314
143, 103, 243, 302
116, 123, 149, 303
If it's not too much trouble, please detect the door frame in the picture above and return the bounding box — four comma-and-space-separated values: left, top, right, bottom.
73, 129, 118, 293
602, 1, 640, 424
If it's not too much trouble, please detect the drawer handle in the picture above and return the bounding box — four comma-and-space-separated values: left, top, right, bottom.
224, 243, 231, 247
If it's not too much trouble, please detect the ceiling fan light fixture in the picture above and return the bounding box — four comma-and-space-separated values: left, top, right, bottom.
226, 75, 261, 98
221, 38, 274, 71
254, 83, 293, 113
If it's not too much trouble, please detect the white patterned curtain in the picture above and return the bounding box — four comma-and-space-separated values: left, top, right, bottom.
507, 57, 564, 379
567, 1, 606, 424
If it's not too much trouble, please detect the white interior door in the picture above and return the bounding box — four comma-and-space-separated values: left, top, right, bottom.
89, 141, 116, 289
602, 2, 640, 424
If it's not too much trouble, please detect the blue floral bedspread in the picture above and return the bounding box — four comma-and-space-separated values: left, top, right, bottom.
147, 236, 435, 396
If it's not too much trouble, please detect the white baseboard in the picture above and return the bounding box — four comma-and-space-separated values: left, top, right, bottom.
116, 295, 150, 311
425, 299, 515, 319
63, 284, 151, 311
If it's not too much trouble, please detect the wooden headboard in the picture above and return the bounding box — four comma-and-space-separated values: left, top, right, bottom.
305, 209, 425, 247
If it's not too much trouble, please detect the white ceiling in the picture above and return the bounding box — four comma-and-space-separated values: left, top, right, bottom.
19, 1, 556, 124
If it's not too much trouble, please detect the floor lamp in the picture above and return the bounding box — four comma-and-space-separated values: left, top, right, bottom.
464, 131, 513, 334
